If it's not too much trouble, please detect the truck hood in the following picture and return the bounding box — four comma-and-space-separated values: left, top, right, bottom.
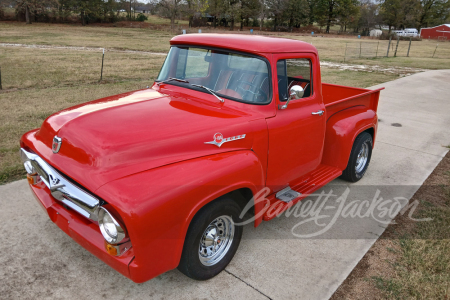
30, 88, 258, 192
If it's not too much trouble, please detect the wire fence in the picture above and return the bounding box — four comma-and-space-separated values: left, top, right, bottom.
343, 38, 450, 62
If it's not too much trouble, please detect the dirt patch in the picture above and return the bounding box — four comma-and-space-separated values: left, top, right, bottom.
320, 61, 429, 76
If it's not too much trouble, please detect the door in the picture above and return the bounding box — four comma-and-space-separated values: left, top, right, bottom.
265, 53, 326, 192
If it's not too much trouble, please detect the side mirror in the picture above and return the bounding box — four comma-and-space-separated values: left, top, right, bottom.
278, 85, 304, 110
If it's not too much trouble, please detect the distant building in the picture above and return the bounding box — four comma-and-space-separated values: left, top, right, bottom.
133, 7, 147, 13
392, 29, 418, 37
370, 29, 382, 37
404, 28, 418, 37
420, 24, 450, 40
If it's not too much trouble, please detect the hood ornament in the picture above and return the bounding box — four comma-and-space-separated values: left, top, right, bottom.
52, 136, 62, 153
205, 133, 246, 148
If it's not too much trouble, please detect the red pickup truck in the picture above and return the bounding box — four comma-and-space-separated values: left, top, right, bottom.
20, 34, 383, 283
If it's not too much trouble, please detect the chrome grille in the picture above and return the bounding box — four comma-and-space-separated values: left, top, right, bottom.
20, 148, 100, 221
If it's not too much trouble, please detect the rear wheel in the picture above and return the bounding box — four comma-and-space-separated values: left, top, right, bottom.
178, 197, 243, 280
341, 132, 373, 182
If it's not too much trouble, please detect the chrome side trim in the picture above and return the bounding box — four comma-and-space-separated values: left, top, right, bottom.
20, 148, 100, 221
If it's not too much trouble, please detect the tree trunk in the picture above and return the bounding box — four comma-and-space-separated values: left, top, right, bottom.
273, 17, 277, 31
25, 5, 31, 24
260, 16, 264, 31
388, 25, 391, 34
240, 15, 243, 30
230, 19, 234, 31
326, 1, 334, 34
81, 10, 86, 26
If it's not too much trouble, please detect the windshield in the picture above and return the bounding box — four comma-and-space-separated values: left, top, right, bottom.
156, 46, 271, 104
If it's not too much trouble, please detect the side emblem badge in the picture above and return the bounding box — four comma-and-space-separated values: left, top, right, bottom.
52, 136, 62, 153
205, 133, 246, 148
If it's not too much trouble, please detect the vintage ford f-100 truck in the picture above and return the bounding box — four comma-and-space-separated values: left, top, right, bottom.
20, 34, 383, 282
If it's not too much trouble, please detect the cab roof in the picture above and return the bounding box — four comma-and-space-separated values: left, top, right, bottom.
170, 34, 318, 54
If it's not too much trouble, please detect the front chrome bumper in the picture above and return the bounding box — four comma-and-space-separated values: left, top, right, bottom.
20, 148, 100, 221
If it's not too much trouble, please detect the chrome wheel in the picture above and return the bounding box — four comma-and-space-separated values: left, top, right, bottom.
198, 215, 235, 266
355, 142, 369, 173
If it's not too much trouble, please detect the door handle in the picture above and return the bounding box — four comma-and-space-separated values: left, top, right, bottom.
312, 110, 324, 116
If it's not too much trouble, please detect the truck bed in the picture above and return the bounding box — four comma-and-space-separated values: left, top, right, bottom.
322, 83, 384, 118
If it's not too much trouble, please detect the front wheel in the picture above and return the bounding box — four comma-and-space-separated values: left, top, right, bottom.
178, 197, 243, 280
341, 132, 373, 182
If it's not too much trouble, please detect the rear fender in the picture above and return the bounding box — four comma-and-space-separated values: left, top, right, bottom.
95, 150, 264, 283
321, 106, 377, 170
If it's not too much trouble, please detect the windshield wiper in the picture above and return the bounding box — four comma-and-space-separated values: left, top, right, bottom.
157, 77, 189, 86
191, 84, 224, 103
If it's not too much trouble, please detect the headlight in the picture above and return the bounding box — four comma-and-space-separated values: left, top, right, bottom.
98, 207, 126, 244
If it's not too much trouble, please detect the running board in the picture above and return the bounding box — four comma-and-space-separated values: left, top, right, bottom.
263, 164, 342, 221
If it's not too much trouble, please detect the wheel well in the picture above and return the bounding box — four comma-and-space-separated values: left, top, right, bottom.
363, 127, 374, 140
228, 188, 255, 216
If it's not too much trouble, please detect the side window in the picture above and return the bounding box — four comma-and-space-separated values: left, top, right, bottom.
183, 48, 210, 79
277, 60, 288, 101
278, 58, 313, 101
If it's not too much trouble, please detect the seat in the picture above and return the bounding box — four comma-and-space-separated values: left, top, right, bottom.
214, 69, 269, 103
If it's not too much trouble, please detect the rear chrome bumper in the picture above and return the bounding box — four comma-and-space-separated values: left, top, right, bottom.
20, 148, 100, 221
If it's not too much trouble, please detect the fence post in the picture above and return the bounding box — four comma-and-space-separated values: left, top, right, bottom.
344, 43, 347, 62
0, 66, 2, 90
386, 36, 392, 57
100, 48, 105, 82
407, 37, 412, 57
432, 44, 438, 58
394, 36, 399, 57
359, 42, 362, 58
376, 41, 379, 57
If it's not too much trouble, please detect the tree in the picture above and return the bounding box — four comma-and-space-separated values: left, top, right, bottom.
239, 0, 260, 29
225, 0, 242, 30
336, 0, 360, 32
283, 0, 309, 31
16, 0, 58, 24
315, 0, 339, 33
266, 0, 287, 30
379, 0, 402, 32
158, 0, 185, 29
59, 0, 119, 25
417, 0, 450, 29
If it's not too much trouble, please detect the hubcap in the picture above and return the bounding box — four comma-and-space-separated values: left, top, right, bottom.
355, 142, 369, 173
199, 215, 234, 266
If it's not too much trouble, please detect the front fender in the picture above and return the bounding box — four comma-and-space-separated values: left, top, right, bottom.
95, 150, 265, 283
321, 106, 377, 170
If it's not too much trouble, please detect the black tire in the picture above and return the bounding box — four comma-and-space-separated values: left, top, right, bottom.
340, 132, 373, 182
177, 197, 243, 280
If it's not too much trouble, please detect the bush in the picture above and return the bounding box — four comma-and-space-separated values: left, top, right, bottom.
136, 13, 148, 22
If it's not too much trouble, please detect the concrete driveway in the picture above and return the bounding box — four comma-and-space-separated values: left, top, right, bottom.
1, 70, 449, 300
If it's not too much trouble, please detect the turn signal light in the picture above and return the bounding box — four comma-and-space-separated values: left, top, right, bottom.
104, 241, 118, 256
27, 173, 39, 185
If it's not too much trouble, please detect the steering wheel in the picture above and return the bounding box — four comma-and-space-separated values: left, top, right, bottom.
236, 80, 268, 102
